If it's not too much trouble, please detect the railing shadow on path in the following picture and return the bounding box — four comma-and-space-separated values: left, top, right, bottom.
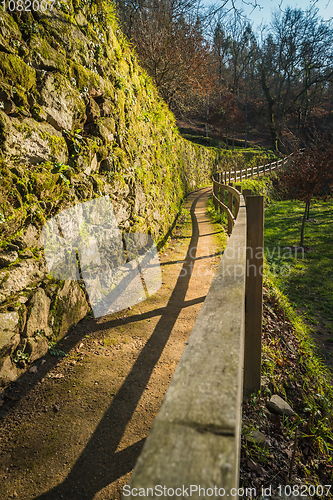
32, 189, 208, 500
0, 190, 207, 421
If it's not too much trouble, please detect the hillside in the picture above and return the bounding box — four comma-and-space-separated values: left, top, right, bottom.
0, 1, 219, 386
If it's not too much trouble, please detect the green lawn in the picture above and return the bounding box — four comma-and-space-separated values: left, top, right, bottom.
264, 199, 333, 331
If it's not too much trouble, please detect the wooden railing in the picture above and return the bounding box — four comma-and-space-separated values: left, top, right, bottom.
212, 180, 264, 399
125, 172, 267, 498
217, 152, 293, 184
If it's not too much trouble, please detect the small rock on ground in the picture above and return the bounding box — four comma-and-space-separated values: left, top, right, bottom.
266, 394, 295, 417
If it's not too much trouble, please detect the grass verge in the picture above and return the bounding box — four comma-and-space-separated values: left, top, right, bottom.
236, 178, 333, 494
264, 199, 333, 333
240, 272, 333, 493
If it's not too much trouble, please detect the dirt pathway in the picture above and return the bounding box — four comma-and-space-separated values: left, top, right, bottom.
0, 187, 226, 500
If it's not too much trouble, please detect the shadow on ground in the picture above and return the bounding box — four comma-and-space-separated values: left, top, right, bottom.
27, 190, 206, 499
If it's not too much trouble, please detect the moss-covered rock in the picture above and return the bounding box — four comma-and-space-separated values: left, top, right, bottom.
0, 53, 36, 90
95, 116, 116, 143
0, 311, 20, 358
0, 357, 19, 386
0, 11, 23, 55
24, 288, 52, 338
30, 35, 67, 73
25, 335, 48, 363
0, 111, 68, 164
39, 73, 86, 131
49, 280, 89, 340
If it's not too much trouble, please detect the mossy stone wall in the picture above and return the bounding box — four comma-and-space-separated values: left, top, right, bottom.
0, 2, 218, 386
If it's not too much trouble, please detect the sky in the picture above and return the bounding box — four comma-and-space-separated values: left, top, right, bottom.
202, 0, 333, 28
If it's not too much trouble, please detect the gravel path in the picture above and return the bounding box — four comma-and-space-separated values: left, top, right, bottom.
0, 187, 226, 500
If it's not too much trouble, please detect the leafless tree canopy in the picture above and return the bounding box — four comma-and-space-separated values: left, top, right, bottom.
114, 0, 333, 150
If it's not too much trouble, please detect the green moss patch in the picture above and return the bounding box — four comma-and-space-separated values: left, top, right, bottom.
0, 53, 36, 90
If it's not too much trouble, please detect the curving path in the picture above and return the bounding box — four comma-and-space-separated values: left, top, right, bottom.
0, 187, 226, 500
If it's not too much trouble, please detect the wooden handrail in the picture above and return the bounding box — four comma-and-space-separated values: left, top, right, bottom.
211, 180, 241, 202
126, 181, 264, 499
127, 195, 247, 498
212, 191, 235, 225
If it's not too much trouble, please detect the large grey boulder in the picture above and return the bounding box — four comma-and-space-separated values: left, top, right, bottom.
0, 111, 68, 165
0, 357, 19, 386
0, 250, 18, 268
24, 288, 52, 338
95, 117, 116, 144
25, 336, 49, 363
39, 73, 86, 132
50, 281, 89, 339
0, 259, 47, 304
0, 311, 20, 358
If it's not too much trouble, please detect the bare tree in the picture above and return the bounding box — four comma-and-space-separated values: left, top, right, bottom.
258, 7, 333, 151
114, 0, 216, 108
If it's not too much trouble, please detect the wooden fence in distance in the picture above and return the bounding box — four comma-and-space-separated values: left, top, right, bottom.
218, 152, 293, 185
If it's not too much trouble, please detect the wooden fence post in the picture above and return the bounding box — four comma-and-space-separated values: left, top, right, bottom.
229, 170, 231, 184
251, 166, 254, 178
228, 190, 233, 235
257, 165, 260, 178
213, 179, 218, 211
235, 185, 241, 218
220, 184, 224, 211
244, 195, 264, 397
242, 189, 252, 200
263, 164, 266, 176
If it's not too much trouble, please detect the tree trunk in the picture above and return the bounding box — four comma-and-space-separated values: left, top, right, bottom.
300, 201, 309, 247
261, 68, 279, 152
306, 201, 310, 220
245, 86, 248, 148
206, 92, 209, 138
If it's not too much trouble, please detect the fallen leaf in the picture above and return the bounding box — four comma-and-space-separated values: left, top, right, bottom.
247, 458, 257, 471
76, 342, 84, 352
247, 458, 265, 474
283, 448, 293, 459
